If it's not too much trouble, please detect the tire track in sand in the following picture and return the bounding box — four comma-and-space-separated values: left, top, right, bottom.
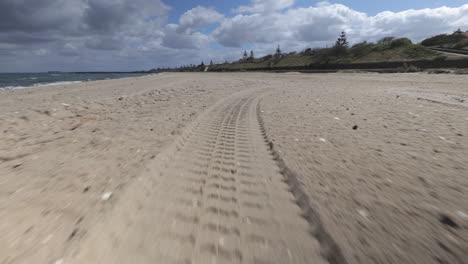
65, 90, 328, 264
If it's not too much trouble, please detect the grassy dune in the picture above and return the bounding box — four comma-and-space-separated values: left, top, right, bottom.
206, 34, 468, 71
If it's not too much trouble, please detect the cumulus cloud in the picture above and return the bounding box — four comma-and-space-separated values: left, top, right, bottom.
0, 0, 169, 71
215, 2, 468, 52
162, 24, 212, 49
0, 0, 168, 36
159, 6, 223, 50
368, 5, 468, 40
178, 6, 224, 31
213, 14, 284, 47
1, 0, 468, 71
215, 3, 367, 48
0, 0, 85, 33
234, 0, 295, 13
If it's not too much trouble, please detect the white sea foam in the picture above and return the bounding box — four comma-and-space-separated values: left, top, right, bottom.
0, 81, 82, 91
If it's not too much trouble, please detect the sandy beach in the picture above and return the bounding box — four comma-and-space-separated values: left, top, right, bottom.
1, 72, 467, 264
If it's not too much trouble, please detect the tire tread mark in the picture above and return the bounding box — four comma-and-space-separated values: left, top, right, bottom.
257, 99, 348, 264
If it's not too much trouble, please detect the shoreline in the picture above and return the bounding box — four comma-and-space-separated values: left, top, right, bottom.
0, 72, 159, 91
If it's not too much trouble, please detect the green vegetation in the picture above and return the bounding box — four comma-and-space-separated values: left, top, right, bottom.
208, 34, 441, 71
454, 69, 468, 75
427, 69, 451, 74
403, 45, 437, 58
397, 63, 421, 73
170, 29, 468, 72
454, 39, 468, 49
421, 29, 468, 49
390, 38, 412, 48
421, 34, 466, 47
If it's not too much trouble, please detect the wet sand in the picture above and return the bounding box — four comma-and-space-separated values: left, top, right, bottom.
1, 72, 467, 263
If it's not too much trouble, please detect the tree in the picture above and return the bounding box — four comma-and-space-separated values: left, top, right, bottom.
274, 45, 283, 58
302, 48, 313, 55
243, 50, 248, 60
275, 45, 282, 56
390, 38, 412, 48
250, 50, 254, 59
332, 31, 349, 56
335, 31, 349, 48
377, 36, 395, 45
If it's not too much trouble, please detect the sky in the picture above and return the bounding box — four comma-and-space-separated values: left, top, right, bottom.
1, 0, 468, 72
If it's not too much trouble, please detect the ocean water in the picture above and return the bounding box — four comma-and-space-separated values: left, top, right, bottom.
0, 72, 153, 90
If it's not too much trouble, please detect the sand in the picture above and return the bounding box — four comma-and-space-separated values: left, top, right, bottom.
0, 72, 467, 264
260, 73, 468, 264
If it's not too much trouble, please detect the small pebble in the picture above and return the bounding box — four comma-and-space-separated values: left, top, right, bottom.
353, 125, 358, 130
439, 214, 458, 228
358, 209, 369, 218
456, 211, 468, 219
319, 138, 326, 142
101, 192, 112, 201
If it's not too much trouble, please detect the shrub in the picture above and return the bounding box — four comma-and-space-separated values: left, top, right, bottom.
312, 48, 336, 63
454, 39, 468, 49
398, 63, 421, 73
454, 69, 468, 75
390, 38, 413, 48
259, 54, 273, 62
428, 69, 450, 74
372, 43, 393, 52
421, 34, 467, 47
406, 65, 421, 72
433, 55, 448, 61
331, 46, 348, 56
302, 48, 314, 55
349, 42, 375, 57
403, 45, 437, 58
333, 57, 353, 64
377, 37, 395, 45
